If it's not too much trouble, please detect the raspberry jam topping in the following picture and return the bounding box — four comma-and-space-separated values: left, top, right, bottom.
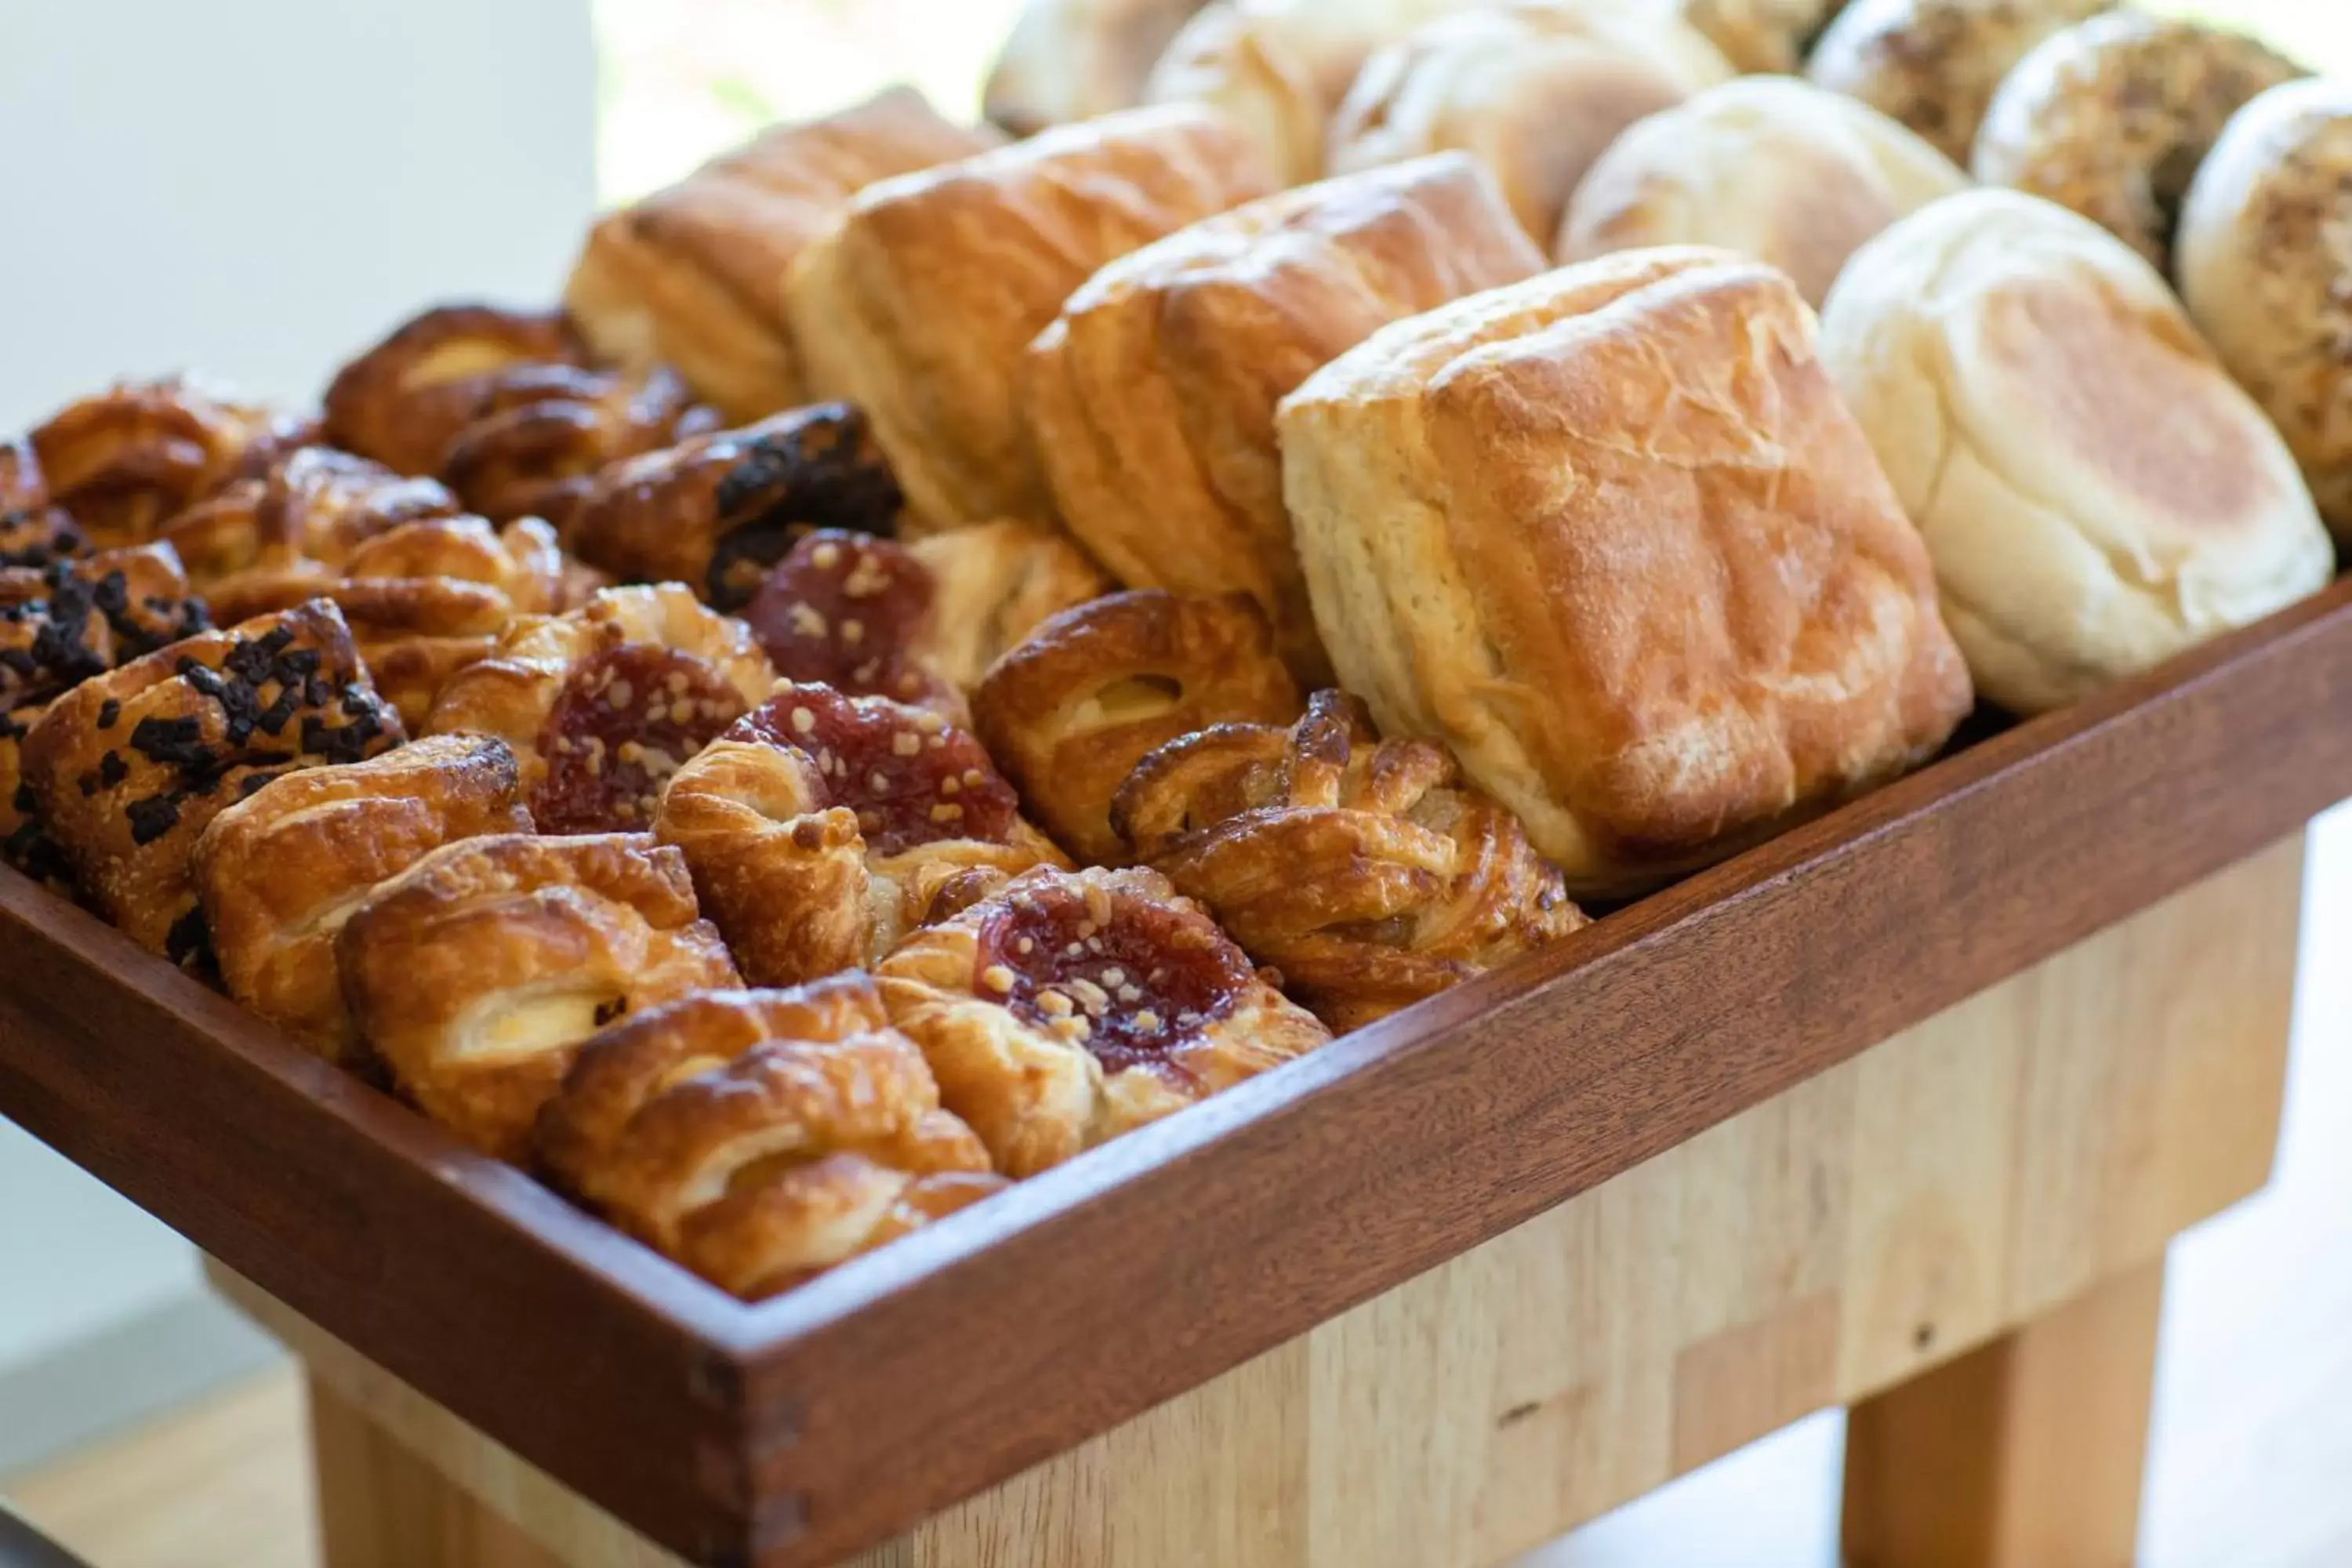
533, 644, 746, 833
732, 684, 1018, 857
741, 531, 948, 706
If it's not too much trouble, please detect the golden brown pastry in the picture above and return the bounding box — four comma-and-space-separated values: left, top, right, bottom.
321, 304, 587, 477
536, 975, 1006, 1298
336, 832, 740, 1161
906, 521, 1116, 694
1819, 187, 2334, 716
786, 103, 1276, 530
1279, 247, 1975, 898
971, 590, 1301, 866
159, 446, 465, 597
194, 735, 533, 1063
20, 600, 405, 962
876, 863, 1330, 1175
0, 505, 83, 572
0, 436, 45, 514
2178, 78, 2352, 539
1025, 154, 1541, 679
1112, 690, 1586, 1029
657, 682, 1069, 988
433, 363, 724, 528
30, 379, 315, 548
1972, 12, 2306, 276
1677, 0, 1850, 73
425, 584, 775, 833
985, 0, 1214, 135
566, 89, 1004, 423
1806, 0, 2110, 165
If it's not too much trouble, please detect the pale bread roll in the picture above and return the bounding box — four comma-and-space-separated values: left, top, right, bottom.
1819, 188, 2333, 716
1560, 75, 1969, 304
984, 0, 1213, 136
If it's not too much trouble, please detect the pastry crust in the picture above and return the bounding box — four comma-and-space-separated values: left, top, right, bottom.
159, 446, 465, 597
1807, 0, 2108, 165
785, 103, 1275, 530
1112, 690, 1586, 1029
194, 735, 533, 1063
1024, 154, 1541, 679
1279, 247, 1975, 897
1677, 0, 1849, 73
565, 88, 1002, 423
908, 521, 1116, 693
656, 681, 1069, 987
336, 832, 740, 1162
434, 363, 724, 529
537, 975, 1005, 1298
30, 379, 315, 548
877, 863, 1330, 1176
971, 590, 1301, 866
322, 304, 586, 477
985, 0, 1213, 136
424, 584, 775, 834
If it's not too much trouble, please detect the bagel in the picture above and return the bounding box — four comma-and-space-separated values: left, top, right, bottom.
1806, 0, 2110, 165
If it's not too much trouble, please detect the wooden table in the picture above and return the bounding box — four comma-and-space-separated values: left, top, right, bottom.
205, 832, 2305, 1568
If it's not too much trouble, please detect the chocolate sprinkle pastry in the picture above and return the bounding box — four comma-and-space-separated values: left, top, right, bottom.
125, 794, 180, 845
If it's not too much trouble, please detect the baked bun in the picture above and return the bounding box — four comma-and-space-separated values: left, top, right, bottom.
565, 89, 1002, 423
1279, 247, 1973, 897
1559, 75, 1969, 305
336, 833, 739, 1161
1113, 690, 1586, 1029
1676, 0, 1850, 73
972, 590, 1301, 865
1972, 11, 2306, 276
786, 104, 1275, 531
1024, 154, 1541, 681
537, 975, 1004, 1299
1806, 0, 2110, 165
985, 0, 1214, 135
194, 735, 532, 1062
1327, 2, 1733, 247
30, 379, 314, 548
1820, 188, 2333, 716
20, 600, 405, 963
322, 305, 586, 477
425, 583, 775, 833
2178, 78, 2352, 539
876, 863, 1330, 1175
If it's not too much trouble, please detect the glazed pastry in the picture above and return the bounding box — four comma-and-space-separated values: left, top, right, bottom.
1972, 12, 2306, 275
159, 446, 463, 598
1820, 188, 2334, 715
1025, 154, 1540, 680
1807, 0, 2111, 165
561, 404, 902, 608
1677, 0, 1850, 72
2178, 78, 2352, 539
19, 600, 405, 962
1326, 2, 1733, 247
1559, 76, 1969, 305
786, 103, 1275, 530
1279, 247, 1974, 898
876, 863, 1330, 1175
971, 590, 1301, 866
433, 363, 724, 528
30, 379, 315, 548
336, 832, 740, 1161
321, 304, 587, 477
536, 975, 1006, 1298
1112, 690, 1585, 1029
425, 584, 775, 834
194, 735, 533, 1062
656, 682, 1068, 987
985, 0, 1214, 135
906, 521, 1114, 694
566, 88, 1003, 423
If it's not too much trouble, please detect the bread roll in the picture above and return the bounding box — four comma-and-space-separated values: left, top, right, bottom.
1025, 153, 1543, 681
1560, 75, 1968, 304
1279, 248, 1972, 896
1327, 0, 1733, 246
1677, 0, 1849, 73
984, 0, 1213, 135
1806, 0, 2111, 165
786, 104, 1274, 532
1820, 188, 2332, 716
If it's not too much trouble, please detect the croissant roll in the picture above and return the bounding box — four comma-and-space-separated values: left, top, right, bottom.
321, 303, 588, 477
336, 832, 741, 1162
1111, 690, 1588, 1029
29, 379, 317, 548
434, 362, 725, 528
536, 975, 1007, 1298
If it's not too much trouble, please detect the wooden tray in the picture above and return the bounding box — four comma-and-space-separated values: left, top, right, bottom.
7, 576, 2352, 1568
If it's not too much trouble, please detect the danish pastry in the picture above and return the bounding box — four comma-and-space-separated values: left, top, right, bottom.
971, 590, 1301, 866
321, 304, 587, 477
877, 863, 1330, 1176
0, 503, 82, 573
336, 832, 740, 1161
433, 363, 724, 528
537, 975, 1005, 1298
656, 681, 1068, 987
30, 379, 316, 548
1112, 690, 1585, 1028
158, 446, 465, 601
985, 0, 1214, 136
1807, 0, 2110, 165
195, 735, 533, 1062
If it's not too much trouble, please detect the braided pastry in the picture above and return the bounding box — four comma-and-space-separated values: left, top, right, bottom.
321, 304, 587, 477
1112, 691, 1588, 1029
877, 863, 1330, 1176
29, 379, 315, 547
537, 975, 1007, 1298
658, 681, 1068, 988
337, 832, 740, 1161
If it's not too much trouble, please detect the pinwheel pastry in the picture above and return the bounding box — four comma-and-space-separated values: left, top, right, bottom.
321, 303, 589, 477
877, 864, 1330, 1176
1112, 690, 1587, 1029
28, 379, 316, 548
425, 584, 775, 833
17, 600, 405, 964
194, 735, 534, 1063
336, 832, 740, 1161
537, 975, 1007, 1298
971, 590, 1300, 866
656, 681, 1069, 988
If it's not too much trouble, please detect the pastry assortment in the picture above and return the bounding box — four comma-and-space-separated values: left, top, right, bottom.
9, 5, 2347, 1302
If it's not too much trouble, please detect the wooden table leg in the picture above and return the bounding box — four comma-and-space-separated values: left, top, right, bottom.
310, 1375, 566, 1568
1841, 1258, 2165, 1568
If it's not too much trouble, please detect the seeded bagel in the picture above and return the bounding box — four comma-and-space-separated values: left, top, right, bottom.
1806, 0, 2111, 165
